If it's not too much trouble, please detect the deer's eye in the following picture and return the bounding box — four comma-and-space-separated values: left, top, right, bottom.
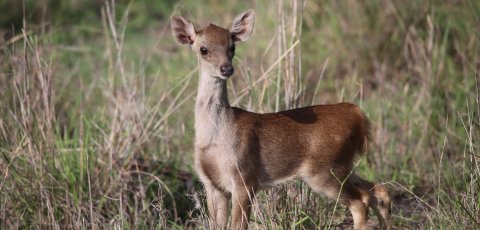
200, 47, 208, 55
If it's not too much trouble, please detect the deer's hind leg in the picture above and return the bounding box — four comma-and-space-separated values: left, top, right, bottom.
350, 173, 392, 229
302, 172, 371, 230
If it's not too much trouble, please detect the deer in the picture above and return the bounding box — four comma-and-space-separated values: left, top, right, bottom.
171, 9, 391, 230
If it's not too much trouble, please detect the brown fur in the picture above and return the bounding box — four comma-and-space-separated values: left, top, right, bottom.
231, 103, 368, 185
171, 9, 391, 230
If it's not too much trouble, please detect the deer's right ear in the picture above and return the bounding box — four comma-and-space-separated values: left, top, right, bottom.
229, 9, 255, 42
171, 16, 196, 46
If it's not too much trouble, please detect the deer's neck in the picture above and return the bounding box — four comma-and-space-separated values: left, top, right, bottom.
194, 70, 232, 147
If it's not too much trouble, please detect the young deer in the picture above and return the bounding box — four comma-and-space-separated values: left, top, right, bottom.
171, 9, 391, 230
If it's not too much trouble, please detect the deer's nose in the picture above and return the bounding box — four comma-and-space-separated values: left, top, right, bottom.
220, 64, 234, 77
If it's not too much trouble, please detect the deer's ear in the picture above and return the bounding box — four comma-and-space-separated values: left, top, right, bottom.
229, 9, 255, 42
171, 16, 196, 45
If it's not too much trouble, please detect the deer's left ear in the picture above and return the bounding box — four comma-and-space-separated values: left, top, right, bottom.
229, 9, 255, 42
171, 15, 196, 45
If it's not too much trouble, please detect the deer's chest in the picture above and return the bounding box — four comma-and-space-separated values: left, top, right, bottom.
195, 143, 237, 192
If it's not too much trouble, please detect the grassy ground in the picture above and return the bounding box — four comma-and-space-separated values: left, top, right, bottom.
0, 0, 479, 229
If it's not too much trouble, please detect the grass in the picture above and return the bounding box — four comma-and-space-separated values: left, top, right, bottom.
0, 0, 479, 229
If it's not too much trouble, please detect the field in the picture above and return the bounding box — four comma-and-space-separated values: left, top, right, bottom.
0, 0, 479, 229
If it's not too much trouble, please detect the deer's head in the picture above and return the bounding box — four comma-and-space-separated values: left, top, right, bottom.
171, 9, 255, 79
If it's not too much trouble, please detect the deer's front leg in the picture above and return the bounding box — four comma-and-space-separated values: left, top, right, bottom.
231, 187, 254, 230
206, 185, 228, 229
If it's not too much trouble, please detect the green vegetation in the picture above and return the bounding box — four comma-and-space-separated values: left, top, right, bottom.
0, 0, 479, 228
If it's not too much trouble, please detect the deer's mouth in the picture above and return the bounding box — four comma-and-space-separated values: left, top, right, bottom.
218, 75, 232, 80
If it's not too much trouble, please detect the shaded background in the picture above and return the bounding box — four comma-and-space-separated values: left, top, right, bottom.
0, 0, 479, 229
